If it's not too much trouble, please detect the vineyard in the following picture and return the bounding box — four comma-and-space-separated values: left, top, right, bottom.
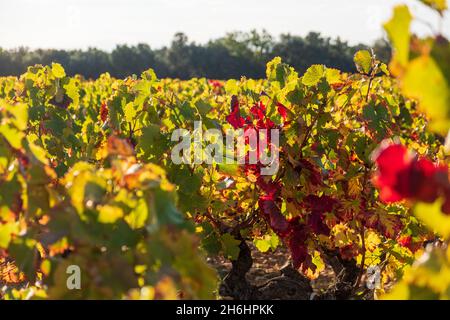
1, 0, 450, 300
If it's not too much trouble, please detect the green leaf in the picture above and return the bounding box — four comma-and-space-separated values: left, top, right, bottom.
65, 162, 107, 215
217, 163, 239, 176
8, 238, 38, 281
220, 234, 241, 260
28, 184, 50, 216
200, 223, 222, 255
63, 78, 80, 106
195, 100, 212, 117
136, 124, 169, 161
302, 65, 325, 86
362, 102, 390, 140
125, 198, 148, 229
431, 38, 450, 85
124, 102, 138, 123
354, 50, 373, 74
380, 63, 390, 76
254, 233, 279, 253
265, 56, 296, 86
141, 68, 157, 81
0, 222, 18, 248
266, 56, 282, 80
44, 114, 66, 137
255, 239, 270, 253
169, 166, 207, 213
152, 189, 185, 227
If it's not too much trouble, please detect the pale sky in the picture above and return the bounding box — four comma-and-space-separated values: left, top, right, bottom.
0, 0, 449, 51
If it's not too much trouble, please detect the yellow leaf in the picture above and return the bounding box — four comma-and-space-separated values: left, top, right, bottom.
348, 176, 362, 197
402, 55, 450, 134
0, 222, 18, 248
366, 231, 381, 252
383, 246, 450, 299
383, 282, 410, 300
420, 0, 447, 14
0, 125, 24, 149
384, 5, 412, 67
415, 199, 450, 239
51, 63, 66, 78
98, 205, 124, 224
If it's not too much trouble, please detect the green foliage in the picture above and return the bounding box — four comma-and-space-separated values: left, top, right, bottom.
385, 2, 450, 134
0, 52, 437, 299
0, 0, 449, 300
0, 67, 218, 300
0, 31, 390, 80
354, 50, 373, 74
301, 64, 325, 86
379, 0, 450, 300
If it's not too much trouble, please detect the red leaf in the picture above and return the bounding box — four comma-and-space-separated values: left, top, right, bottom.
373, 143, 449, 203
286, 221, 309, 269
397, 235, 421, 253
303, 195, 338, 236
397, 235, 411, 248
100, 102, 108, 123
373, 144, 412, 202
277, 102, 288, 121
339, 244, 360, 260
297, 159, 322, 186
364, 210, 403, 239
259, 198, 290, 235
250, 101, 266, 121
208, 80, 223, 88
226, 96, 245, 129
304, 195, 337, 213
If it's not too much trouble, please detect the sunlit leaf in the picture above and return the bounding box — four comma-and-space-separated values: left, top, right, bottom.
384, 5, 412, 67
415, 200, 450, 239
354, 50, 373, 74
302, 65, 325, 86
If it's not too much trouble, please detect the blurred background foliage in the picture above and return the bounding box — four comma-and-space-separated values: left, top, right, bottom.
0, 31, 391, 80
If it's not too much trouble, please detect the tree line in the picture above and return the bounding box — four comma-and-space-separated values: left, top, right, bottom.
0, 30, 391, 79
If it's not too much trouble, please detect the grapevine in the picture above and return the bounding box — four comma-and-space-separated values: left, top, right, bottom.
0, 0, 450, 300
